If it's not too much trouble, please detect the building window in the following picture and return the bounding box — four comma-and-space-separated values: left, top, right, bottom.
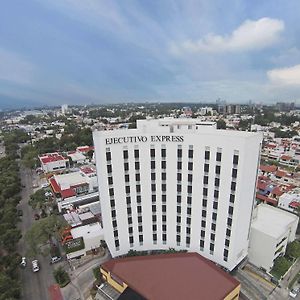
188, 149, 193, 159
186, 227, 191, 235
136, 195, 141, 203
136, 173, 140, 182
203, 176, 208, 184
227, 218, 232, 226
211, 233, 215, 241
202, 199, 207, 207
161, 161, 166, 169
201, 230, 205, 237
152, 215, 157, 222
177, 195, 181, 203
162, 195, 166, 203
213, 201, 218, 209
107, 165, 112, 174
186, 217, 191, 225
138, 225, 143, 232
109, 188, 114, 197
136, 185, 141, 193
216, 152, 222, 162
226, 229, 231, 237
162, 224, 167, 232
162, 215, 167, 222
123, 150, 128, 159
162, 184, 166, 192
232, 168, 237, 178
129, 236, 134, 244
115, 240, 119, 248
127, 207, 132, 214
177, 206, 181, 213
177, 162, 182, 170
162, 205, 166, 212
188, 174, 193, 183
106, 152, 111, 161
161, 148, 166, 158
152, 205, 156, 212
187, 185, 192, 194
138, 216, 142, 223
203, 188, 208, 196
210, 243, 214, 252
139, 235, 143, 243
187, 207, 192, 215
110, 199, 115, 207
134, 149, 139, 158
228, 206, 234, 215
153, 234, 157, 241
151, 161, 155, 169
135, 162, 140, 170
150, 149, 155, 158
113, 230, 118, 237
225, 239, 230, 247
111, 210, 116, 218
152, 195, 156, 203
112, 220, 117, 228
162, 234, 167, 242
204, 163, 209, 173
176, 225, 181, 233
128, 217, 132, 224
162, 173, 166, 181
202, 210, 206, 217
177, 173, 182, 181
186, 237, 190, 245
124, 162, 129, 171
200, 240, 204, 248
188, 162, 193, 171
224, 249, 229, 257
137, 206, 142, 213
151, 172, 156, 181
125, 174, 129, 183
151, 184, 156, 192
176, 235, 181, 243
211, 223, 216, 231
177, 148, 182, 158
125, 186, 130, 194
231, 182, 236, 191
230, 194, 235, 203
108, 177, 113, 185
233, 155, 239, 165
177, 216, 181, 223
153, 224, 157, 231
215, 165, 221, 174
201, 220, 206, 228
177, 185, 182, 192
212, 212, 217, 221
205, 151, 210, 160
215, 178, 220, 187
187, 196, 192, 205
214, 190, 219, 199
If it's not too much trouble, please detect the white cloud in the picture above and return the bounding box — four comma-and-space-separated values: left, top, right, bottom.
0, 48, 35, 84
267, 64, 300, 85
172, 17, 284, 54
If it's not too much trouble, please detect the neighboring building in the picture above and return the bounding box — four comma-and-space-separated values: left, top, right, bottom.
248, 204, 298, 272
67, 151, 87, 164
93, 118, 262, 270
39, 153, 69, 173
278, 191, 300, 213
65, 222, 104, 259
100, 252, 241, 300
50, 166, 97, 196
61, 104, 69, 115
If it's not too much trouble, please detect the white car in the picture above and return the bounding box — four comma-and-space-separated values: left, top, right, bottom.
45, 191, 53, 197
41, 183, 50, 188
50, 256, 61, 264
20, 257, 26, 268
289, 288, 299, 298
32, 260, 40, 272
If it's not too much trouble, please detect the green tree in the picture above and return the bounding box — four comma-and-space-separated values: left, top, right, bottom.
29, 189, 47, 210
25, 215, 67, 257
53, 266, 70, 287
286, 241, 300, 259
217, 119, 226, 129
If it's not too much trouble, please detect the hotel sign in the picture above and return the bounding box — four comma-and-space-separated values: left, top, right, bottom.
105, 135, 184, 145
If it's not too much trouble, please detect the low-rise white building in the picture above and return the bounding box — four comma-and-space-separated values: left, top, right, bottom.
248, 204, 298, 272
66, 222, 104, 259
39, 153, 69, 173
278, 191, 300, 213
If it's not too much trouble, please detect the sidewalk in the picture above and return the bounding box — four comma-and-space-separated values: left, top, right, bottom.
61, 250, 111, 300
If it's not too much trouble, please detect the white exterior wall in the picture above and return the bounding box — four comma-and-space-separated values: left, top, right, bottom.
93, 119, 262, 270
41, 160, 67, 173
248, 204, 298, 271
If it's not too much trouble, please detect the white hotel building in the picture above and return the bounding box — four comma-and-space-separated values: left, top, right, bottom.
93, 119, 262, 270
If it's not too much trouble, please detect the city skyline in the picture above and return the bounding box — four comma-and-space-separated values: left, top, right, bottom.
1, 1, 300, 108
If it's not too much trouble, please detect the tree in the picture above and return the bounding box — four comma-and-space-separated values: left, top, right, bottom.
25, 215, 67, 257
286, 241, 300, 259
29, 189, 47, 210
53, 266, 70, 287
217, 119, 226, 129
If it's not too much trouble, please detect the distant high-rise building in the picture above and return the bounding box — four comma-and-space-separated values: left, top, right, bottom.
93, 118, 262, 271
61, 104, 69, 115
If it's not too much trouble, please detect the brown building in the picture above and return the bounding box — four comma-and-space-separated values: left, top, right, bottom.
100, 252, 240, 300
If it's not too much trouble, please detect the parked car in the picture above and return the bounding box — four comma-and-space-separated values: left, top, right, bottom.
17, 210, 23, 216
32, 260, 40, 272
289, 288, 299, 298
34, 213, 40, 220
41, 183, 50, 188
50, 256, 62, 264
45, 191, 53, 197
20, 257, 26, 268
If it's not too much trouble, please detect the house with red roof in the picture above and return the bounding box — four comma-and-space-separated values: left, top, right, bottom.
39, 152, 69, 173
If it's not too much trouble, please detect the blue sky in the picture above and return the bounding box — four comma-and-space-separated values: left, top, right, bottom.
1, 0, 300, 108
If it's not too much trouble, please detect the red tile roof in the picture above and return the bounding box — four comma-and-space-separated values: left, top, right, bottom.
256, 193, 278, 206
272, 186, 284, 197
281, 155, 292, 161
275, 170, 287, 178
80, 166, 95, 174
260, 165, 277, 173
40, 154, 66, 164
61, 188, 76, 199
77, 146, 94, 153
289, 201, 300, 209
102, 253, 240, 300
257, 181, 268, 190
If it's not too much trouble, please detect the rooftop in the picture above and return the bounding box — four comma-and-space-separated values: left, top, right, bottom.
71, 222, 103, 239
251, 203, 298, 239
40, 153, 66, 164
102, 252, 240, 300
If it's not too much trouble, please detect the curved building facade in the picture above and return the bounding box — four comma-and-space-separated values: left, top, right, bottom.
93, 119, 262, 270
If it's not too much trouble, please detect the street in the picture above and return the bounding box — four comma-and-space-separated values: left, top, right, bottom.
17, 166, 55, 300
